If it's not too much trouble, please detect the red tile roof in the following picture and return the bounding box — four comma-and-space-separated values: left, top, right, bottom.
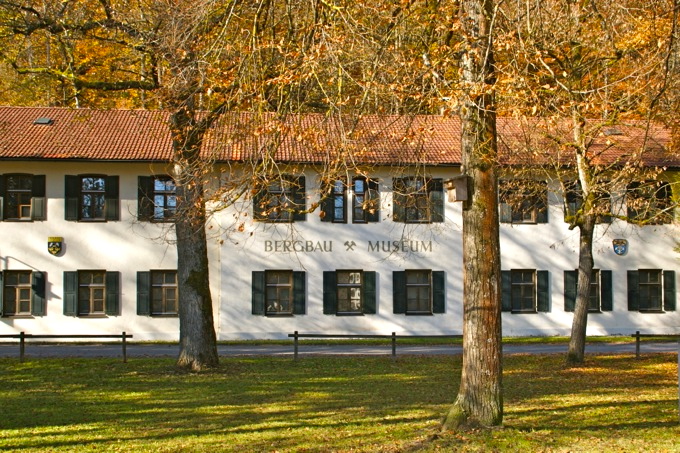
0, 106, 676, 167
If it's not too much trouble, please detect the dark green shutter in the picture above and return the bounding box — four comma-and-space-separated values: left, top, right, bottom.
320, 192, 333, 222
293, 271, 306, 314
252, 271, 265, 315
430, 179, 445, 223
537, 270, 550, 312
501, 271, 512, 311
63, 271, 78, 316
137, 272, 151, 315
564, 270, 577, 312
138, 176, 155, 221
600, 270, 613, 311
536, 185, 548, 223
432, 270, 446, 313
392, 178, 405, 223
105, 176, 120, 221
323, 271, 337, 314
499, 203, 512, 223
363, 271, 377, 314
105, 272, 120, 315
0, 272, 3, 315
292, 176, 306, 222
0, 174, 4, 220
65, 175, 80, 220
627, 270, 639, 311
663, 270, 676, 311
31, 271, 46, 316
31, 175, 46, 220
393, 271, 406, 314
366, 180, 380, 223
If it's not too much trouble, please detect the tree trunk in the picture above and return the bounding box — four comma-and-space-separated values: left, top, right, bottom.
171, 109, 219, 371
566, 214, 595, 365
443, 0, 503, 430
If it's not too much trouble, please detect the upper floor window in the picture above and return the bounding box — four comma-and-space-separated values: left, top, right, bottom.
251, 270, 306, 316
63, 270, 120, 317
321, 176, 380, 223
501, 269, 550, 313
137, 270, 178, 316
626, 181, 673, 225
393, 177, 444, 223
65, 175, 119, 221
253, 176, 306, 223
393, 269, 446, 315
138, 176, 177, 222
563, 180, 611, 224
499, 180, 548, 224
0, 270, 46, 317
0, 174, 46, 221
323, 270, 377, 315
564, 269, 612, 312
627, 269, 676, 312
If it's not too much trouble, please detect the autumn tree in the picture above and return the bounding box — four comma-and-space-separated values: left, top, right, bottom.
496, 0, 679, 364
442, 0, 503, 429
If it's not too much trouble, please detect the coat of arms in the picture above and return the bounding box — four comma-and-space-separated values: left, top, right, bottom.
48, 237, 63, 256
612, 239, 628, 256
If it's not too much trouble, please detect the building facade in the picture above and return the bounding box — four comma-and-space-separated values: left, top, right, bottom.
0, 107, 678, 340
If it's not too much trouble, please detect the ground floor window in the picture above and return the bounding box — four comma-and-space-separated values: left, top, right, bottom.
1, 270, 45, 316
63, 271, 120, 316
628, 269, 676, 312
323, 270, 377, 315
252, 270, 306, 316
564, 270, 612, 312
502, 269, 550, 313
393, 270, 446, 315
137, 271, 178, 316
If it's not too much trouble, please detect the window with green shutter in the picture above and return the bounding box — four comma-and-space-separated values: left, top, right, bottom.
499, 180, 548, 224
252, 270, 306, 316
64, 270, 120, 317
65, 175, 119, 221
564, 269, 612, 312
392, 177, 444, 224
628, 269, 676, 312
0, 174, 46, 221
323, 270, 378, 315
501, 269, 550, 313
137, 270, 178, 316
253, 175, 306, 222
392, 270, 445, 315
138, 176, 176, 222
0, 270, 45, 317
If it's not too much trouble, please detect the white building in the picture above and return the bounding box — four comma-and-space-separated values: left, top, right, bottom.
0, 106, 677, 340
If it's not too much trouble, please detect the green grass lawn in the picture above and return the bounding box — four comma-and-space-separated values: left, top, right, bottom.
1, 354, 678, 452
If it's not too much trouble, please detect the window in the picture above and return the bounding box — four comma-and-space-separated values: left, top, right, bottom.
563, 180, 611, 224
65, 175, 119, 221
137, 270, 178, 316
138, 176, 177, 222
628, 269, 676, 312
251, 270, 306, 316
0, 174, 46, 221
63, 271, 120, 316
499, 180, 548, 224
321, 177, 380, 223
626, 181, 673, 225
501, 270, 550, 313
253, 176, 306, 222
0, 270, 46, 316
393, 177, 444, 223
564, 270, 612, 312
323, 270, 377, 315
393, 270, 446, 315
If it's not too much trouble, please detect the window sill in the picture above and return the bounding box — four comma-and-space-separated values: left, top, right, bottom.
511, 310, 538, 314
77, 314, 109, 318
150, 314, 179, 317
405, 312, 434, 316
265, 313, 295, 317
336, 312, 364, 316
1, 314, 34, 319
638, 309, 665, 314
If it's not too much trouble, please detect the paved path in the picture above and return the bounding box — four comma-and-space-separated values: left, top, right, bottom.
0, 341, 677, 359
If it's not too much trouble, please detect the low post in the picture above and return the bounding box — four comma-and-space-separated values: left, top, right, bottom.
19, 331, 25, 362
294, 331, 299, 361
635, 331, 640, 359
391, 332, 396, 359
122, 331, 127, 363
